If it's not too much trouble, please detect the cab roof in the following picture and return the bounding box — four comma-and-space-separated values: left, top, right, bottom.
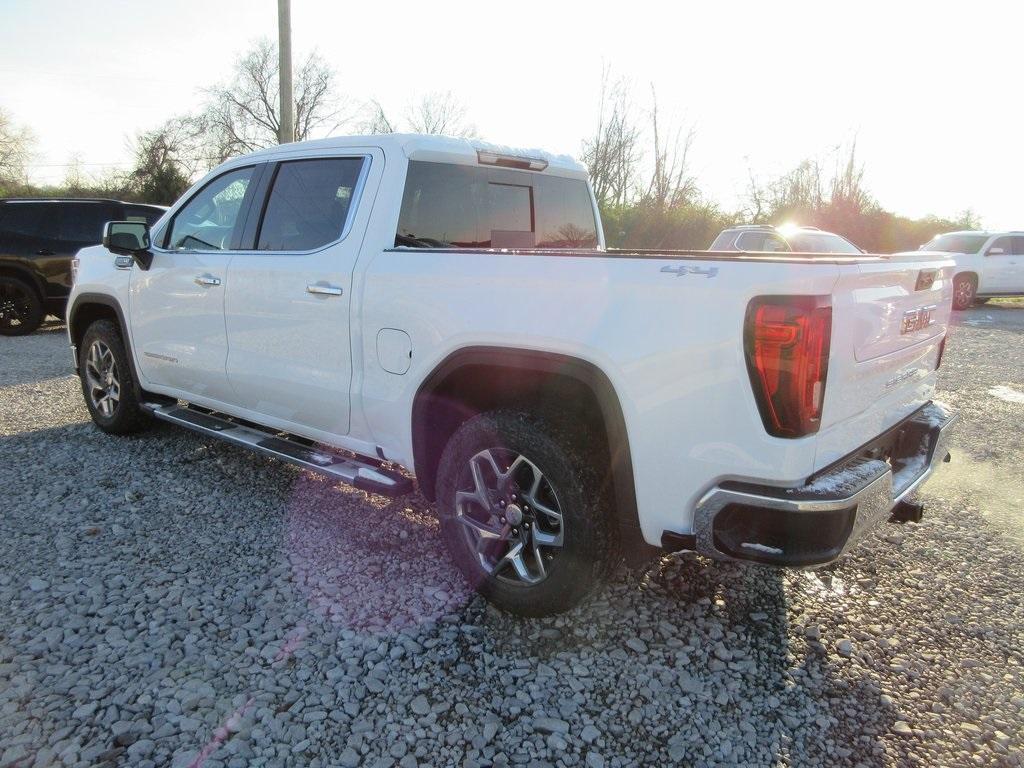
238, 134, 589, 179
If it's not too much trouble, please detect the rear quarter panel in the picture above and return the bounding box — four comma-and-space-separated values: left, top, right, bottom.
356, 249, 842, 545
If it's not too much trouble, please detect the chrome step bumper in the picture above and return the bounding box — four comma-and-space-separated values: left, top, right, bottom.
145, 403, 414, 498
687, 401, 958, 566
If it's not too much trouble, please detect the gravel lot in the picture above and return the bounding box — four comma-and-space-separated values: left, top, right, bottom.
1, 306, 1022, 768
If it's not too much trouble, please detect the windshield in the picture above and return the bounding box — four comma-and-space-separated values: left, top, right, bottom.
785, 232, 863, 254
922, 233, 989, 254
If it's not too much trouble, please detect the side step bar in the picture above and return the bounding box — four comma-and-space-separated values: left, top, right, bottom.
145, 403, 414, 498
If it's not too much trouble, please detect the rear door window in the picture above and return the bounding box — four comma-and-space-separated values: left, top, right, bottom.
59, 203, 117, 244
988, 236, 1012, 255
1010, 236, 1024, 256
396, 161, 597, 249
256, 157, 366, 251
0, 203, 59, 240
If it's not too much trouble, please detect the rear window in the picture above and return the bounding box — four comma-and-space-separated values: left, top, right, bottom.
735, 231, 789, 252
923, 233, 989, 254
124, 205, 164, 226
785, 232, 862, 254
396, 161, 597, 249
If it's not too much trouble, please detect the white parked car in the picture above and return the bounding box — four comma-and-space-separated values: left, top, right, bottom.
66, 134, 958, 615
919, 230, 1024, 309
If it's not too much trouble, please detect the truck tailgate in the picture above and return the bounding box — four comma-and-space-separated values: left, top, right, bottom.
814, 254, 954, 472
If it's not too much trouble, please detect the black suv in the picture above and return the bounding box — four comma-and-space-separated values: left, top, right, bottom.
0, 198, 165, 335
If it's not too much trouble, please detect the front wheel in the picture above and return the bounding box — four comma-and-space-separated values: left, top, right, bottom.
79, 320, 152, 434
436, 410, 620, 616
952, 275, 976, 310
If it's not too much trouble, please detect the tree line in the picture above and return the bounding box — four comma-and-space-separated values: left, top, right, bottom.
0, 43, 977, 253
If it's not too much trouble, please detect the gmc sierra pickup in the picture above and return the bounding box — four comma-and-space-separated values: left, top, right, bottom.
67, 134, 958, 616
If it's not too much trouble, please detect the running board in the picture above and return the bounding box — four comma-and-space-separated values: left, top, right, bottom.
145, 403, 414, 497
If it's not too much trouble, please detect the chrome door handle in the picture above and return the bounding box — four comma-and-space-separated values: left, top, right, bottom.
194, 275, 221, 287
306, 283, 343, 296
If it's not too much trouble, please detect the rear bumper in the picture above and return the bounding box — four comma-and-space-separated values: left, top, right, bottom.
681, 401, 958, 567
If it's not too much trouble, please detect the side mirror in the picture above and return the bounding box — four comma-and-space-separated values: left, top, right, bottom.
103, 221, 153, 270
986, 247, 1005, 256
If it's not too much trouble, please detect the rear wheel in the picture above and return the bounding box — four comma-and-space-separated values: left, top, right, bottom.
436, 410, 619, 616
79, 319, 152, 434
952, 275, 976, 310
0, 276, 43, 336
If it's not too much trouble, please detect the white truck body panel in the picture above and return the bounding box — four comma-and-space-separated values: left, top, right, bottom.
69, 134, 955, 550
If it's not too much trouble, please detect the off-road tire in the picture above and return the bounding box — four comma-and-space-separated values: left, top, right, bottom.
436, 409, 620, 616
0, 276, 43, 336
79, 319, 152, 434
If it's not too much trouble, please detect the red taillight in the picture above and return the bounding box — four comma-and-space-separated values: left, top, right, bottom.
744, 296, 832, 438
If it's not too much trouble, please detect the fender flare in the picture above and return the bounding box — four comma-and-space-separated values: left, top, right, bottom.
412, 346, 652, 559
67, 293, 144, 396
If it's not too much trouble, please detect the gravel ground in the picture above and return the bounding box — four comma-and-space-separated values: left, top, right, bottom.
1, 308, 1022, 768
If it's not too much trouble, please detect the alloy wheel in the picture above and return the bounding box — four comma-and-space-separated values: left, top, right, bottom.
0, 282, 34, 331
955, 279, 974, 308
84, 340, 121, 418
455, 448, 564, 585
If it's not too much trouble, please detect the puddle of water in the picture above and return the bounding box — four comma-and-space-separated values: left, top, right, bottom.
921, 451, 1024, 548
989, 385, 1024, 405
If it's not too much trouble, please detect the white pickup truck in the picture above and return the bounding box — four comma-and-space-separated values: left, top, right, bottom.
67, 134, 958, 615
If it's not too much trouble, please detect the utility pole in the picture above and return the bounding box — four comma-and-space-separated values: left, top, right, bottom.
278, 0, 294, 144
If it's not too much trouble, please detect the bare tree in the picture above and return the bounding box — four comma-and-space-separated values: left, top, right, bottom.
829, 141, 873, 212
745, 159, 825, 222
744, 163, 768, 222
61, 154, 87, 194
356, 93, 476, 137
642, 87, 696, 209
128, 117, 210, 203
0, 109, 33, 187
405, 91, 476, 137
201, 39, 349, 162
581, 67, 641, 208
359, 100, 397, 134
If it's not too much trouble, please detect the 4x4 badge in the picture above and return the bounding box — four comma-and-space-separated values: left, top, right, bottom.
661, 264, 719, 279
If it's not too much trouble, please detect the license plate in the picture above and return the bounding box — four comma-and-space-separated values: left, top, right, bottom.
901, 305, 936, 334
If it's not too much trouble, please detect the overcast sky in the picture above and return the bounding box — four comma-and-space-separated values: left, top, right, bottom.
1, 0, 1020, 229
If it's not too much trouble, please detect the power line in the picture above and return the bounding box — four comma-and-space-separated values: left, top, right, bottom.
0, 66, 187, 86
24, 162, 133, 168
